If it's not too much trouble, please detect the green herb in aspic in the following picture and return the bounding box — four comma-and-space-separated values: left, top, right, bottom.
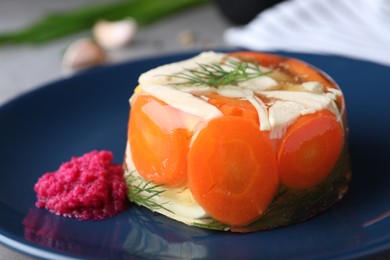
170, 57, 272, 87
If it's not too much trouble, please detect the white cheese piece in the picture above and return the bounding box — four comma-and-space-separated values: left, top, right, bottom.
157, 188, 208, 219
175, 85, 213, 94
301, 81, 324, 94
261, 90, 342, 138
268, 101, 308, 139
139, 51, 225, 85
327, 87, 343, 96
217, 85, 247, 98
212, 86, 271, 131
326, 87, 343, 100
325, 92, 337, 100
140, 99, 204, 132
130, 178, 209, 219
140, 84, 223, 121
261, 90, 339, 116
246, 95, 271, 131
238, 76, 278, 91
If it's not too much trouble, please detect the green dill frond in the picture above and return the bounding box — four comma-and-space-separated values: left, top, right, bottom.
126, 172, 174, 214
192, 219, 229, 231
170, 57, 272, 87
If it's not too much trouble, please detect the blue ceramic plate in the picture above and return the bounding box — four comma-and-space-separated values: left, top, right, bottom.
1, 51, 390, 259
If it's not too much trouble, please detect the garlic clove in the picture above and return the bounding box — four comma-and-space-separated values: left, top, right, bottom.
177, 30, 196, 46
93, 19, 137, 50
62, 38, 107, 73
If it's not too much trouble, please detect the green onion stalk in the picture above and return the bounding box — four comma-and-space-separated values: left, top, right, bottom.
0, 0, 210, 45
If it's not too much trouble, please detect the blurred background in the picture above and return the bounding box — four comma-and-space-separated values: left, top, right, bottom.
0, 0, 231, 105
1, 0, 389, 106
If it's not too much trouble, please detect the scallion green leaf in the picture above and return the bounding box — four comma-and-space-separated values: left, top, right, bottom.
0, 0, 209, 45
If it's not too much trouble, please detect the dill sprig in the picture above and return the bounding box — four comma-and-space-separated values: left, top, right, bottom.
126, 172, 174, 214
170, 57, 272, 87
192, 219, 229, 231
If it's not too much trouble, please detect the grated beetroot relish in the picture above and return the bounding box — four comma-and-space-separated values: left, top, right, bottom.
34, 150, 128, 220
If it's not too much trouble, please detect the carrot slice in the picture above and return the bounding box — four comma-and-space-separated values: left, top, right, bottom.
188, 116, 279, 226
231, 51, 345, 112
283, 58, 346, 121
277, 110, 343, 189
231, 51, 334, 85
229, 51, 284, 68
207, 93, 259, 125
282, 58, 337, 88
128, 95, 190, 187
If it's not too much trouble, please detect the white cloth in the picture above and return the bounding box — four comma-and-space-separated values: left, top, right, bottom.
224, 0, 390, 66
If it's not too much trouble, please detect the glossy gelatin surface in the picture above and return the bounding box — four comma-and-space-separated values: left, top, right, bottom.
125, 51, 351, 232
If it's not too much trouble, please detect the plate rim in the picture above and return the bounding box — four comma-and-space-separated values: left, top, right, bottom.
1, 50, 390, 259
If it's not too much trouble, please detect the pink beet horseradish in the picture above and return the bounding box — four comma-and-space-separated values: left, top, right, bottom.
34, 150, 128, 220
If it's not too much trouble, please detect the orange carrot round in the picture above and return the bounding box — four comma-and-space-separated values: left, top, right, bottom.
231, 51, 336, 86
207, 93, 259, 125
229, 51, 284, 68
188, 116, 279, 226
128, 95, 190, 187
282, 58, 337, 88
231, 51, 345, 112
277, 110, 343, 189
